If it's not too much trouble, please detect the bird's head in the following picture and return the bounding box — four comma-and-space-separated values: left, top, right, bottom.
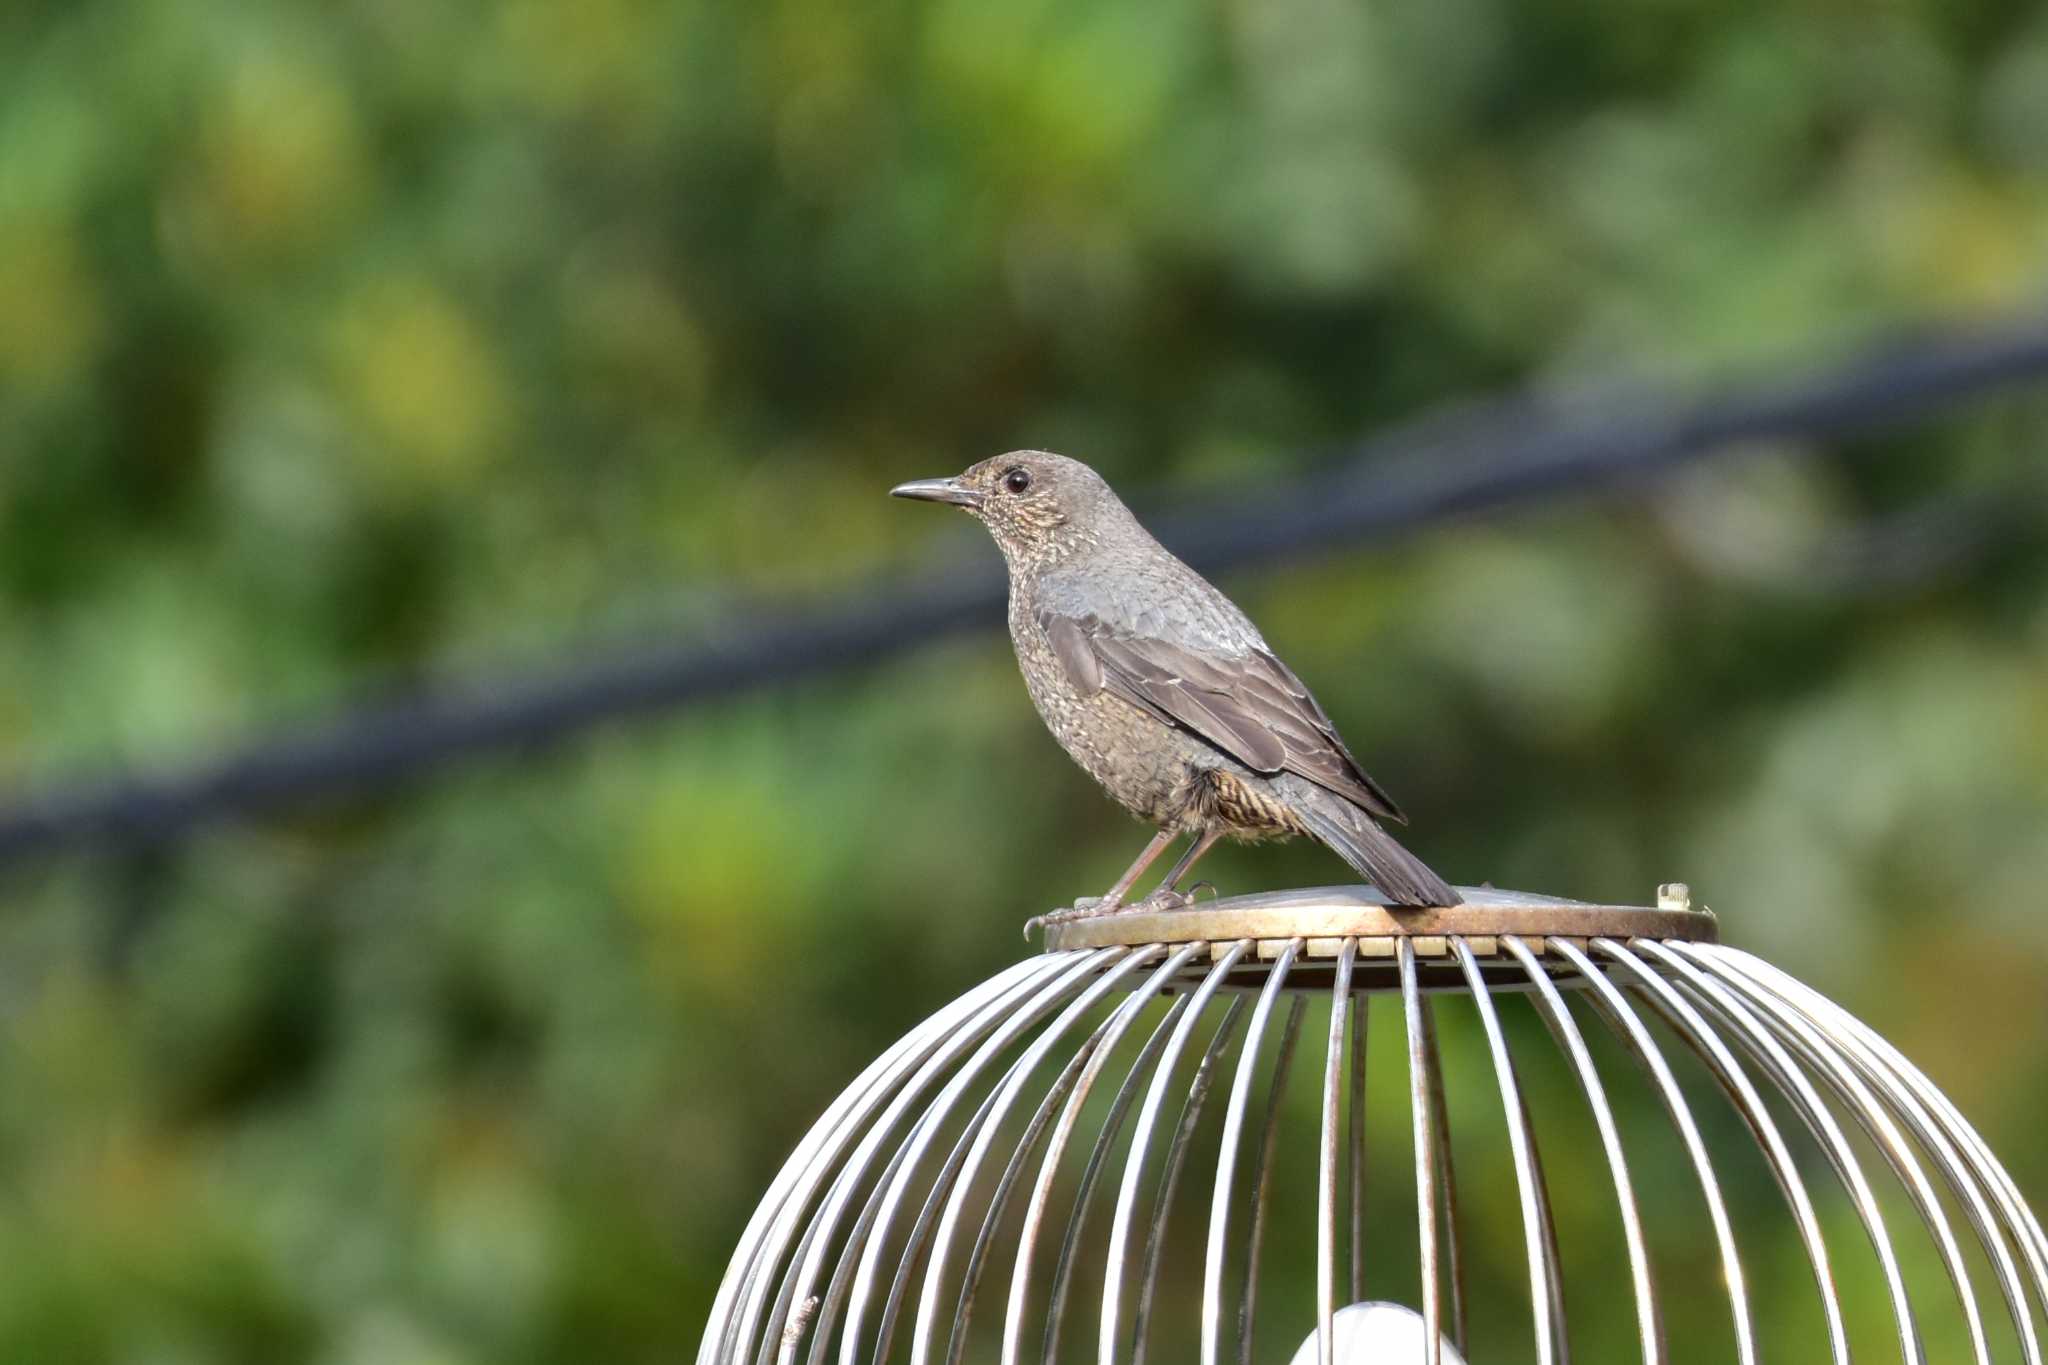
891, 450, 1127, 568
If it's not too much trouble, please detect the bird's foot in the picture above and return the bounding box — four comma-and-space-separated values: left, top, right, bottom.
1022, 884, 1215, 939
1023, 897, 1123, 940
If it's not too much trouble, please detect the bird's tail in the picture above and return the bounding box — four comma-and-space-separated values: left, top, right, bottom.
1288, 781, 1461, 908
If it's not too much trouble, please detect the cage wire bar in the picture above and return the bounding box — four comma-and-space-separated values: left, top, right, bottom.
700, 886, 2048, 1364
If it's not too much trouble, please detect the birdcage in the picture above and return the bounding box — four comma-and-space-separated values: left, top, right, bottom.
698, 885, 2048, 1364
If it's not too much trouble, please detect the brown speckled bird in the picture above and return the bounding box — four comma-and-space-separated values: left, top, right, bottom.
892, 451, 1459, 922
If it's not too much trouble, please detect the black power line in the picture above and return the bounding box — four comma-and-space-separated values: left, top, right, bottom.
3, 313, 2046, 867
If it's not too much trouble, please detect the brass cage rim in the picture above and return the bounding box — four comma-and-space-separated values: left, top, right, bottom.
1037, 883, 1719, 955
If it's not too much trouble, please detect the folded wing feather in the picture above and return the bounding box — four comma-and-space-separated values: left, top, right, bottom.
1037, 607, 1408, 824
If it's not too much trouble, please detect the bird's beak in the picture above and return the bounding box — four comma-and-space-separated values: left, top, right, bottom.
889, 477, 983, 509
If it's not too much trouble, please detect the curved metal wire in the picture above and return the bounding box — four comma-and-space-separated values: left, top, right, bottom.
1548, 937, 1760, 1365
1708, 947, 2046, 1358
996, 942, 1211, 1365
707, 955, 1054, 1365
1237, 992, 1310, 1364
703, 928, 2048, 1365
1348, 994, 1369, 1304
1315, 939, 1359, 1365
1203, 938, 1301, 1365
1129, 995, 1249, 1365
746, 952, 1089, 1365
1501, 935, 1644, 1362
835, 950, 1122, 1365
1604, 939, 1849, 1365
1398, 938, 1445, 1365
1648, 941, 1927, 1365
1456, 937, 1563, 1365
941, 1014, 1109, 1365
1687, 945, 2023, 1365
1420, 985, 1468, 1354
912, 946, 1173, 1363
1040, 993, 1192, 1365
1679, 945, 2000, 1365
1103, 941, 1248, 1365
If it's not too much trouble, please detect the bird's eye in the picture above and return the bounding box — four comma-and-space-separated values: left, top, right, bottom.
1003, 467, 1032, 494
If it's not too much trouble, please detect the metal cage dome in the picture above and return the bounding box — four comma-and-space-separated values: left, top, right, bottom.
699, 885, 2048, 1364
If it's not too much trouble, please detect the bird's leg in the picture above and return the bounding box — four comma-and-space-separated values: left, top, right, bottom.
1137, 828, 1224, 910
1094, 827, 1180, 912
1024, 828, 1179, 938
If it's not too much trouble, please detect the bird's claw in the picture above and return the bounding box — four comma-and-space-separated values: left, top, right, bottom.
1023, 897, 1117, 940
1022, 884, 1215, 940
1063, 890, 1199, 917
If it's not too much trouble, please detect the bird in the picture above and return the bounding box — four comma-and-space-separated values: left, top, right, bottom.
891, 451, 1459, 923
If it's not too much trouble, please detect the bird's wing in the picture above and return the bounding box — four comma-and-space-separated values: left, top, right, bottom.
1241, 642, 1409, 823
1036, 605, 1409, 824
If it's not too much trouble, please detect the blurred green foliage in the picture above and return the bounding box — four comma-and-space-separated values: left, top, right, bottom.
2, 0, 2047, 1359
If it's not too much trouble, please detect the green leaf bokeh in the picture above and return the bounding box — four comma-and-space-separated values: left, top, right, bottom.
3, 0, 2048, 1359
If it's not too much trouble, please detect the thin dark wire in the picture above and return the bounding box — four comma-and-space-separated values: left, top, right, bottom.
1155, 315, 2048, 574
3, 312, 2046, 866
